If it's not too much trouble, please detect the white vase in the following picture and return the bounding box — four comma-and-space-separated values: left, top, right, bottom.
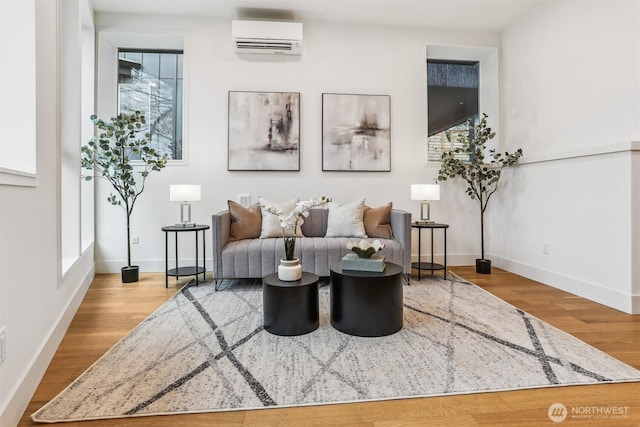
278, 258, 302, 281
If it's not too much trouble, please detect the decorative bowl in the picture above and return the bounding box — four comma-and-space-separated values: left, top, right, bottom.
346, 239, 384, 258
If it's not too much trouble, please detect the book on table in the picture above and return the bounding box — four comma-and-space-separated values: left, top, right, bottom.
341, 253, 386, 272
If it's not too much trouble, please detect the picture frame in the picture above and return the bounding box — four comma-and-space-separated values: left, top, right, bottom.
228, 91, 300, 171
322, 93, 391, 172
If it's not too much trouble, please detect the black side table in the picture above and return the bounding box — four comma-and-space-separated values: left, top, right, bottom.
412, 222, 449, 280
162, 224, 209, 288
263, 272, 320, 336
329, 262, 403, 337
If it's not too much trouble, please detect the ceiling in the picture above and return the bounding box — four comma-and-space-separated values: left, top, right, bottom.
90, 0, 540, 32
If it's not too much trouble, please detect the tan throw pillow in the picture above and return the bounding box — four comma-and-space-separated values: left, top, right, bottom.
363, 202, 393, 239
228, 200, 261, 242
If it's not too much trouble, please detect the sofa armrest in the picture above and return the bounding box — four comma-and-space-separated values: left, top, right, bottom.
390, 209, 412, 274
211, 211, 231, 279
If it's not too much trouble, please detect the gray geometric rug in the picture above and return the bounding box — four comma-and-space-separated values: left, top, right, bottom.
32, 274, 640, 423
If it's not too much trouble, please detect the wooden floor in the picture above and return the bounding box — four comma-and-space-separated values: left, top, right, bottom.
19, 267, 640, 426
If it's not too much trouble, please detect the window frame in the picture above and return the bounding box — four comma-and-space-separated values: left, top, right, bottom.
117, 48, 185, 162
426, 59, 480, 163
96, 30, 187, 166
0, 0, 37, 186
425, 45, 499, 165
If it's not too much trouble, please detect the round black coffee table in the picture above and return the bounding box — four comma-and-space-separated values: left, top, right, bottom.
330, 262, 403, 337
262, 272, 320, 336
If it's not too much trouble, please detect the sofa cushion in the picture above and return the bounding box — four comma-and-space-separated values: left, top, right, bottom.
325, 197, 367, 238
363, 202, 393, 239
221, 236, 403, 278
228, 200, 261, 242
258, 197, 301, 238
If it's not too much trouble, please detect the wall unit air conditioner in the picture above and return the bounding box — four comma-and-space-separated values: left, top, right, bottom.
232, 20, 303, 55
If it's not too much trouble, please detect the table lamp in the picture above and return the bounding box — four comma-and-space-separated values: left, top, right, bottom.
411, 184, 440, 224
170, 184, 201, 227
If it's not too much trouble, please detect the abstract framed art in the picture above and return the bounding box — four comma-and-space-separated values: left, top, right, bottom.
228, 91, 300, 171
322, 93, 391, 172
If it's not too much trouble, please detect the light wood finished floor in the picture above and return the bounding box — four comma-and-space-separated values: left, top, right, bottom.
19, 267, 640, 426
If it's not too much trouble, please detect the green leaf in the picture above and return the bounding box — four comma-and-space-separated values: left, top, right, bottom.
436, 113, 523, 217
82, 111, 168, 219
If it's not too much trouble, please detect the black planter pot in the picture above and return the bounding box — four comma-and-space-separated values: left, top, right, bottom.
121, 266, 139, 283
476, 259, 492, 274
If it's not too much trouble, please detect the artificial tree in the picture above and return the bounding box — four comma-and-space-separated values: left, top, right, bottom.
81, 111, 168, 282
437, 113, 523, 273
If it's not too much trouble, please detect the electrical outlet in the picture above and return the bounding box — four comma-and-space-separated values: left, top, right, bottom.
238, 193, 251, 208
132, 235, 139, 244
0, 326, 6, 365
543, 241, 549, 255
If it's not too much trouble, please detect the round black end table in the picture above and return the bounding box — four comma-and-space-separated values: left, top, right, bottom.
329, 262, 403, 337
162, 224, 209, 288
262, 272, 320, 336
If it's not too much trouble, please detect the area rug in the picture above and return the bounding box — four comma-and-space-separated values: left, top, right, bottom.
32, 274, 640, 423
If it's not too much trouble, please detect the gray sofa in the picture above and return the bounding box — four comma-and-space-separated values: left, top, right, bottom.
211, 207, 411, 280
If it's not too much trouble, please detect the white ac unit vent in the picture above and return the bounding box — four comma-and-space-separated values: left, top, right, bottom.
232, 20, 303, 56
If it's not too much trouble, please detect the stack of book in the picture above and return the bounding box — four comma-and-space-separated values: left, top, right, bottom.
341, 253, 386, 272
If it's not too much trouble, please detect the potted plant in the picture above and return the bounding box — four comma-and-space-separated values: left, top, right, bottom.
262, 197, 331, 281
81, 111, 168, 283
437, 113, 523, 274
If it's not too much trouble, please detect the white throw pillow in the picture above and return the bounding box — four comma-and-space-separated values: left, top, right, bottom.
258, 197, 301, 238
325, 197, 368, 238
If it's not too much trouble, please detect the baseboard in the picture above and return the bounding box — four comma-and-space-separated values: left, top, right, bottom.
493, 255, 638, 314
1, 252, 95, 427
632, 295, 640, 315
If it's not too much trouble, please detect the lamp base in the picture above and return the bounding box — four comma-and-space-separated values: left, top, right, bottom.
419, 201, 435, 225
174, 223, 197, 227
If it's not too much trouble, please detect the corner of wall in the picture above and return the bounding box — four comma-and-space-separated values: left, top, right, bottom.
494, 255, 637, 315
0, 251, 95, 427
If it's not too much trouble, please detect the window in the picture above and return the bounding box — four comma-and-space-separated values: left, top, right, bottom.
118, 49, 184, 160
0, 0, 36, 186
426, 60, 479, 162
80, 12, 95, 253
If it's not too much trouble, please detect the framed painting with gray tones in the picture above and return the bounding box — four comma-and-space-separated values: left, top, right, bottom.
228, 91, 300, 171
322, 93, 391, 171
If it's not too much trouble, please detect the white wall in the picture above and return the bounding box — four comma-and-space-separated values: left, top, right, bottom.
93, 14, 502, 274
498, 0, 640, 313
501, 0, 640, 157
0, 1, 95, 425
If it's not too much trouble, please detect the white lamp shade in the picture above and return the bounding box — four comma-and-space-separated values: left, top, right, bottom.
170, 185, 201, 202
411, 184, 440, 201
